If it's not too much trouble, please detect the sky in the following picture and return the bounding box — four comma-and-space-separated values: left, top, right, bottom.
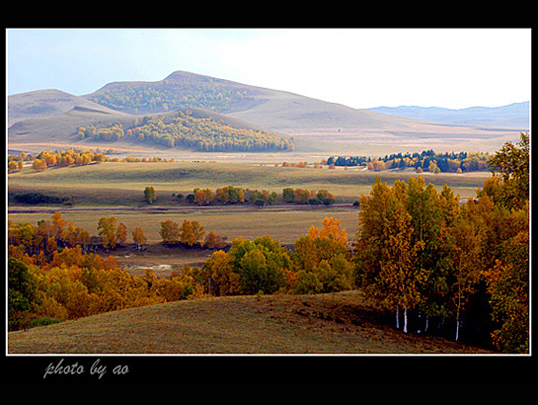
6, 28, 532, 109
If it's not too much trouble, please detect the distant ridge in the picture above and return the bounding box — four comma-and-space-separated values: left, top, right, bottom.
367, 102, 529, 129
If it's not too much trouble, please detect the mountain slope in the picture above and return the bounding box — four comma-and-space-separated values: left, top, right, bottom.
367, 102, 529, 129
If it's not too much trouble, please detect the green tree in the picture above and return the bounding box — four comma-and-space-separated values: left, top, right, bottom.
144, 186, 157, 204
486, 132, 529, 209
8, 258, 38, 330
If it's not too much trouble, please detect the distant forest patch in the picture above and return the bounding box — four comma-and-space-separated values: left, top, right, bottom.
78, 111, 294, 152
327, 150, 490, 173
88, 81, 259, 115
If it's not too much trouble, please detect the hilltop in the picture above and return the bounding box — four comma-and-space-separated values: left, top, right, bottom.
7, 290, 492, 354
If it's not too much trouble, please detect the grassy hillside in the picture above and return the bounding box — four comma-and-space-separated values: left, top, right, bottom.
7, 290, 493, 354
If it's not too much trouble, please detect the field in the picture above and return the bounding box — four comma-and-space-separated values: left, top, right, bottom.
7, 290, 493, 354
8, 160, 491, 273
8, 160, 490, 206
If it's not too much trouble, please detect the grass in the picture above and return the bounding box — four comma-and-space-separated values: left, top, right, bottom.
8, 160, 490, 207
7, 290, 493, 354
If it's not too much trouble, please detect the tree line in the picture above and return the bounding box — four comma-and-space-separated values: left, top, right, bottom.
328, 149, 491, 173
165, 186, 336, 207
7, 148, 177, 174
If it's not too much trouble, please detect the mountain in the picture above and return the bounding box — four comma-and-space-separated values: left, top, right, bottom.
8, 71, 526, 156
8, 89, 127, 127
82, 70, 423, 133
367, 102, 529, 129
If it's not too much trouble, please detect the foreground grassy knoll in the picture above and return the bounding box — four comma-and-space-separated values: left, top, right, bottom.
8, 160, 490, 207
7, 290, 492, 354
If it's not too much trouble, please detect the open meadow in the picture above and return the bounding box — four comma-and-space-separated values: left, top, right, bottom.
8, 159, 490, 207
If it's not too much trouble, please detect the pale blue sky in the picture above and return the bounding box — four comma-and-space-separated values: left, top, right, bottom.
7, 28, 531, 109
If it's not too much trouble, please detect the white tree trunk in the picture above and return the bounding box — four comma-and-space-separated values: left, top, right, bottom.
425, 315, 429, 333
396, 307, 400, 329
403, 308, 408, 333
456, 310, 460, 341
456, 296, 461, 341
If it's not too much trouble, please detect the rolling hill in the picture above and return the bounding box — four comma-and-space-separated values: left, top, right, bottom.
7, 290, 493, 354
8, 70, 527, 156
8, 89, 128, 127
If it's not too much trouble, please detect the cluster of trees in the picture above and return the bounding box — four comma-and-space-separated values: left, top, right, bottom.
8, 149, 178, 173
13, 192, 71, 206
8, 212, 351, 330
9, 150, 201, 174
159, 219, 225, 248
283, 188, 335, 206
172, 186, 279, 207
167, 186, 337, 207
8, 251, 202, 331
200, 217, 352, 296
88, 81, 257, 115
129, 112, 294, 152
328, 149, 491, 173
354, 133, 529, 353
28, 149, 107, 171
78, 123, 124, 142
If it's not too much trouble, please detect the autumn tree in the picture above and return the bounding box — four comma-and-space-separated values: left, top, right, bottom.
116, 223, 127, 246
132, 226, 147, 251
204, 231, 227, 249
32, 158, 47, 171
355, 178, 428, 332
179, 219, 205, 247
193, 188, 214, 205
483, 229, 529, 353
202, 250, 241, 296
293, 217, 353, 294
160, 220, 180, 245
98, 216, 118, 249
